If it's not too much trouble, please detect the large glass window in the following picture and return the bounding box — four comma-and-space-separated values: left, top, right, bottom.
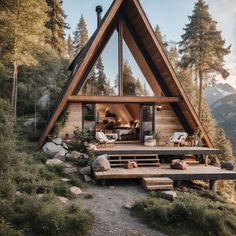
82, 103, 96, 131
80, 31, 119, 96
123, 40, 154, 96
79, 22, 156, 97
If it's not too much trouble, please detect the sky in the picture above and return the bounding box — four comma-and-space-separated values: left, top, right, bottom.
62, 0, 236, 89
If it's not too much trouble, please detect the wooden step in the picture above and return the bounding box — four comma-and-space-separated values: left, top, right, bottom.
143, 177, 173, 185
144, 185, 173, 190
108, 154, 160, 167
142, 177, 173, 190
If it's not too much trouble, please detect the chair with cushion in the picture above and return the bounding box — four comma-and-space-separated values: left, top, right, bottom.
96, 132, 115, 147
168, 132, 188, 147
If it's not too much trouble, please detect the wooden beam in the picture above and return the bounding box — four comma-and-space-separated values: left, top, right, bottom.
67, 95, 179, 103
118, 17, 123, 96
127, 0, 213, 148
38, 0, 123, 148
122, 18, 162, 96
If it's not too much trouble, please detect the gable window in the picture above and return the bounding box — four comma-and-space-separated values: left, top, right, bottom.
79, 18, 156, 97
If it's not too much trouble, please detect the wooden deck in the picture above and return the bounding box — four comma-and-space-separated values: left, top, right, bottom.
94, 164, 236, 181
94, 144, 222, 155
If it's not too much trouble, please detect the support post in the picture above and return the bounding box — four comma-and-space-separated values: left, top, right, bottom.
205, 155, 208, 166
118, 18, 123, 96
209, 180, 216, 192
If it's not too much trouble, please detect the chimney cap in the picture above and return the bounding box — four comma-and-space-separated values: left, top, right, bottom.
96, 5, 103, 13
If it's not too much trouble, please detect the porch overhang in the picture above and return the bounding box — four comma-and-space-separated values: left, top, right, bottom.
67, 95, 179, 103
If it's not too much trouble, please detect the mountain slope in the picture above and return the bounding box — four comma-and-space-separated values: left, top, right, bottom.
204, 83, 236, 106
210, 94, 236, 154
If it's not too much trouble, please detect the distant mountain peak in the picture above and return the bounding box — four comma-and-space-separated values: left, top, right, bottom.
204, 83, 236, 106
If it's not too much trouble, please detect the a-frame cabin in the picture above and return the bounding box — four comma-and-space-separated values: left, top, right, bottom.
39, 0, 213, 148
39, 0, 236, 186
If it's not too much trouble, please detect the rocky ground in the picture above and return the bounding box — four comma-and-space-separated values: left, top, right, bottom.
41, 138, 166, 235
78, 182, 166, 236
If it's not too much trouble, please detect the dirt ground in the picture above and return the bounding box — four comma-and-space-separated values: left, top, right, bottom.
78, 180, 166, 236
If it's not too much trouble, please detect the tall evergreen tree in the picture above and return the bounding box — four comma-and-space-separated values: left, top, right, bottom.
45, 0, 68, 57
66, 34, 74, 62
122, 60, 145, 96
179, 0, 231, 120
214, 128, 234, 161
0, 0, 48, 120
154, 25, 168, 51
73, 15, 88, 55
95, 57, 110, 95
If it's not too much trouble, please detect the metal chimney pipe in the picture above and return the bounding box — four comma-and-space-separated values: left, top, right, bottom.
96, 5, 103, 28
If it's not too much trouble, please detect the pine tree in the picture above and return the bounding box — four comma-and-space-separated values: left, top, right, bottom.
95, 57, 110, 95
122, 60, 145, 96
154, 25, 168, 51
0, 0, 48, 120
179, 0, 231, 120
67, 34, 74, 62
73, 15, 88, 55
214, 128, 234, 161
45, 0, 68, 57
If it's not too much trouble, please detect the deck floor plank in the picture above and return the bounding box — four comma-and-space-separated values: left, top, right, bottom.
95, 164, 236, 180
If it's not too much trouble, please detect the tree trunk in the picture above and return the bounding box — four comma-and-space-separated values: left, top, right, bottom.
198, 69, 203, 121
34, 93, 37, 133
11, 61, 18, 121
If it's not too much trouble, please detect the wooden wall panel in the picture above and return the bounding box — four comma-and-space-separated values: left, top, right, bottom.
58, 103, 82, 138
155, 104, 185, 144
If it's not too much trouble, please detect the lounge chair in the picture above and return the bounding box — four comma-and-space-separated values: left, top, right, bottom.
168, 132, 188, 146
96, 132, 116, 147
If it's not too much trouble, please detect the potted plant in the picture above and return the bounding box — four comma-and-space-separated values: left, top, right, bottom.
190, 129, 201, 146
153, 130, 161, 146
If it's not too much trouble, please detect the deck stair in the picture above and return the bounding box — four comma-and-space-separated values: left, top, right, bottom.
107, 154, 160, 167
142, 177, 173, 190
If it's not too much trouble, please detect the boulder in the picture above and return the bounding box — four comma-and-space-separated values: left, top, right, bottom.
16, 191, 22, 196
57, 196, 69, 204
84, 175, 92, 182
61, 178, 70, 182
23, 118, 35, 127
42, 142, 67, 157
66, 151, 81, 161
38, 94, 49, 109
221, 161, 234, 171
62, 142, 69, 150
83, 153, 89, 159
170, 159, 188, 170
64, 163, 73, 168
46, 158, 64, 166
70, 186, 82, 195
92, 154, 111, 172
123, 203, 132, 210
52, 137, 63, 145
160, 191, 177, 201
54, 153, 66, 161
63, 167, 77, 175
79, 166, 92, 175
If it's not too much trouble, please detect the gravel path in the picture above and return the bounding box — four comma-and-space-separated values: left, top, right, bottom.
78, 181, 166, 236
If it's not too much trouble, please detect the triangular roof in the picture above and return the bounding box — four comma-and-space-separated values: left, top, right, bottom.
39, 0, 213, 148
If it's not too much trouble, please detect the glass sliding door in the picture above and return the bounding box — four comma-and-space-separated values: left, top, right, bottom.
141, 104, 154, 141
82, 103, 96, 132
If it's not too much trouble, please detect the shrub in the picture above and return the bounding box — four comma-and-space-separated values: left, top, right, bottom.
131, 191, 236, 236
53, 181, 74, 199
69, 176, 85, 188
9, 194, 94, 236
0, 218, 23, 236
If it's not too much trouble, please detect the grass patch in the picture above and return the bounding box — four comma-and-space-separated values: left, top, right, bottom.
9, 194, 94, 236
131, 191, 236, 236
